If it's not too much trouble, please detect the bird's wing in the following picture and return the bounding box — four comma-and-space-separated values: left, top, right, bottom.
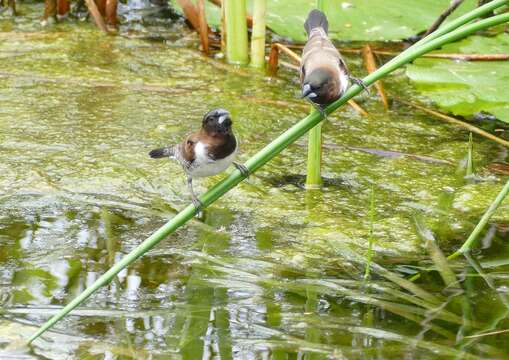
177, 132, 199, 169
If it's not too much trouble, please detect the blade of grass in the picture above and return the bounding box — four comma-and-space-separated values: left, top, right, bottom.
414, 216, 459, 288
364, 185, 376, 281
466, 132, 474, 177
28, 11, 509, 343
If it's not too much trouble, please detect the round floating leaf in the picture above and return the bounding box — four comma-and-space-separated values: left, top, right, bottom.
407, 34, 509, 123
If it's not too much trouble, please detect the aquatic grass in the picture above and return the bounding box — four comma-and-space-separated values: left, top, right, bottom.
414, 216, 458, 288
363, 185, 376, 281
466, 132, 474, 177
28, 5, 509, 343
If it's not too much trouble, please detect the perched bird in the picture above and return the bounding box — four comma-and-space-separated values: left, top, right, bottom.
149, 108, 248, 211
300, 9, 367, 114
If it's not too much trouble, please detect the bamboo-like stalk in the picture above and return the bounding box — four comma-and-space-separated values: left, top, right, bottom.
448, 179, 509, 260
250, 0, 266, 68
27, 7, 509, 344
225, 0, 249, 64
208, 0, 254, 27
305, 120, 323, 188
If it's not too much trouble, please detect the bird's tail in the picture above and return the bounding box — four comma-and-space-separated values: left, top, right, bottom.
149, 146, 174, 159
304, 9, 329, 36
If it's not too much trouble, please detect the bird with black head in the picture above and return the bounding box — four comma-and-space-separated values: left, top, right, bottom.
149, 108, 248, 213
300, 9, 368, 116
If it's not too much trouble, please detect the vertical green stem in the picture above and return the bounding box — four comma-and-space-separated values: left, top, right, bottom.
250, 0, 266, 68
305, 0, 327, 188
305, 121, 323, 188
225, 0, 248, 65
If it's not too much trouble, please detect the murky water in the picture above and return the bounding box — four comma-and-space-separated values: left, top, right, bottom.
1, 4, 509, 359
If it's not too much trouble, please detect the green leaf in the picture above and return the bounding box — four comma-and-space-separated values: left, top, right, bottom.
171, 0, 478, 42
407, 34, 509, 123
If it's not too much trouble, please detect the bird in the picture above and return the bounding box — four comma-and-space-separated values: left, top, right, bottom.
300, 9, 367, 115
149, 108, 248, 212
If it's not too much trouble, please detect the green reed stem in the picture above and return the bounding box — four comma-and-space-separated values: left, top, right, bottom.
448, 180, 509, 260
305, 120, 323, 188
250, 0, 266, 68
225, 0, 249, 64
28, 10, 509, 344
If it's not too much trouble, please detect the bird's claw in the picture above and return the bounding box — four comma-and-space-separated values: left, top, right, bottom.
192, 197, 204, 217
316, 105, 327, 120
350, 76, 370, 95
305, 98, 328, 120
233, 162, 250, 177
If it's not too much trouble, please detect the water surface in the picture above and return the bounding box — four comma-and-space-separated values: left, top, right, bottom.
1, 4, 509, 359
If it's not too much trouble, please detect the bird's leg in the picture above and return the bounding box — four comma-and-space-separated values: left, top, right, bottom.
187, 176, 203, 215
306, 98, 328, 121
233, 162, 250, 177
349, 76, 370, 95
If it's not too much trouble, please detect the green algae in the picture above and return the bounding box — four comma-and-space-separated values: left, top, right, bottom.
1, 4, 509, 359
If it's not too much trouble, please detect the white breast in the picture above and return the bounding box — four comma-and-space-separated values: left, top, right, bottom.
188, 141, 237, 178
339, 67, 349, 96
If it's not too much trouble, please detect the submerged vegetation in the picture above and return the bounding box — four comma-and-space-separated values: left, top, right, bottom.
1, 0, 509, 359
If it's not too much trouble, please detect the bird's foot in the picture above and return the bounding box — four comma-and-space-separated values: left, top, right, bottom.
316, 105, 328, 120
306, 98, 328, 120
191, 197, 204, 217
233, 162, 250, 178
350, 76, 370, 95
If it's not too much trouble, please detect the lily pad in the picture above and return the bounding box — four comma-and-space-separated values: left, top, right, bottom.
406, 34, 509, 123
171, 0, 478, 42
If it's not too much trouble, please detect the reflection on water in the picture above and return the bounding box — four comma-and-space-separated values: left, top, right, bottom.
2, 3, 509, 359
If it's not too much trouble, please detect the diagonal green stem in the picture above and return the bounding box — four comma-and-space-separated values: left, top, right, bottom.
28, 10, 509, 344
414, 0, 507, 46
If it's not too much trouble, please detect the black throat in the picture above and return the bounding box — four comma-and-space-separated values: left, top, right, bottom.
207, 133, 237, 160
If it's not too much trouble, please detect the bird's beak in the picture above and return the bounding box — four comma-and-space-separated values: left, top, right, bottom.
218, 113, 230, 125
301, 83, 317, 99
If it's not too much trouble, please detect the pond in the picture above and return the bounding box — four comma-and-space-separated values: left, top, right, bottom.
1, 4, 509, 359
